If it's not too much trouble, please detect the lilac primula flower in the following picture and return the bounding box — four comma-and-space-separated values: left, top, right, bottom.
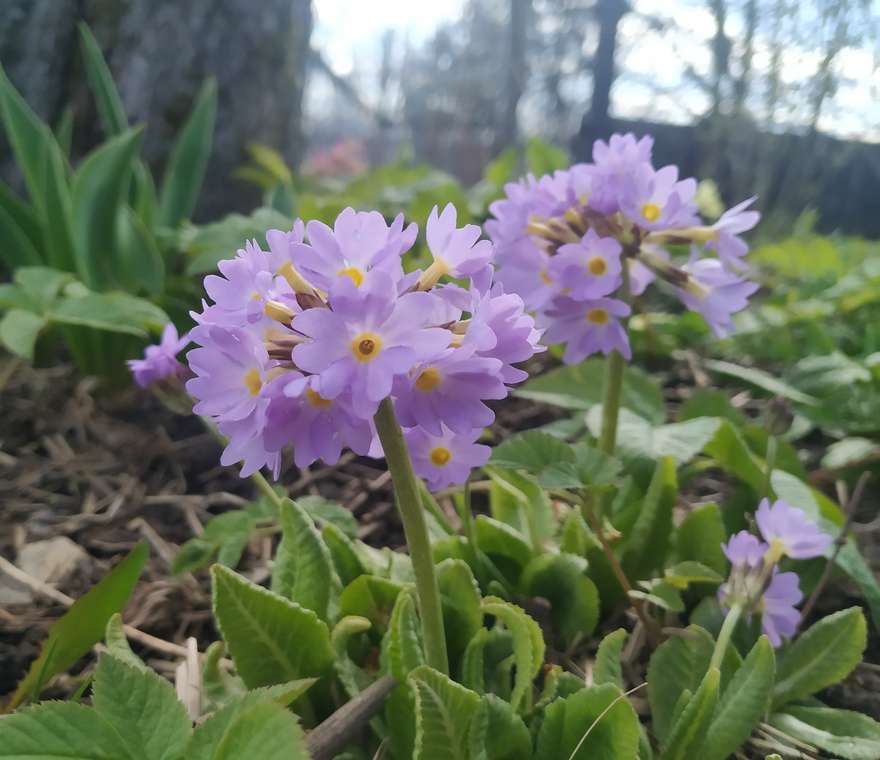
722, 530, 769, 569
676, 258, 760, 338
755, 498, 831, 559
405, 425, 491, 491
487, 132, 760, 362
292, 274, 451, 418
127, 323, 190, 388
394, 348, 507, 435
295, 208, 416, 291
540, 297, 631, 364
425, 203, 493, 278
760, 569, 803, 647
549, 229, 622, 300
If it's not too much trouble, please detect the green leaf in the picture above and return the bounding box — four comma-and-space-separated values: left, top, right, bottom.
92, 654, 191, 760
704, 636, 775, 760
468, 694, 532, 760
50, 291, 169, 337
767, 705, 880, 760
593, 629, 627, 689
187, 696, 308, 760
647, 626, 715, 744
113, 207, 165, 295
6, 543, 148, 710
71, 128, 143, 288
14, 266, 72, 310
821, 437, 880, 470
521, 553, 599, 648
538, 443, 622, 490
171, 539, 216, 575
382, 590, 425, 760
0, 309, 45, 360
271, 498, 340, 621
297, 495, 359, 538
703, 419, 765, 491
490, 431, 575, 473
663, 561, 724, 589
0, 201, 41, 269
37, 135, 79, 273
437, 559, 482, 665
159, 79, 217, 227
339, 575, 403, 634
332, 615, 372, 698
474, 516, 532, 583
485, 467, 554, 549
534, 683, 640, 760
772, 607, 866, 708
660, 667, 720, 760
517, 359, 665, 424
210, 564, 333, 689
78, 23, 128, 136
674, 504, 728, 575
480, 596, 544, 713
322, 523, 366, 586
0, 701, 131, 758
623, 456, 677, 579
104, 613, 147, 672
678, 388, 746, 426
409, 665, 481, 760
703, 359, 818, 405
525, 137, 569, 175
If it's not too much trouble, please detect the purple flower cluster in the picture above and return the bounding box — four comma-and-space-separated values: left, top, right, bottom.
487, 133, 760, 362
719, 499, 831, 646
184, 204, 541, 487
127, 323, 190, 388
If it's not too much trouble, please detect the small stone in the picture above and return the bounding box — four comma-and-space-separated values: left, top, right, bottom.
0, 537, 88, 606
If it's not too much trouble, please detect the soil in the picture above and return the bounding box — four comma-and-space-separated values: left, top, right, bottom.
1, 356, 878, 723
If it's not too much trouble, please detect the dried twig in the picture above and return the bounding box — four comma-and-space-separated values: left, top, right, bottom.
306, 676, 397, 760
798, 472, 870, 629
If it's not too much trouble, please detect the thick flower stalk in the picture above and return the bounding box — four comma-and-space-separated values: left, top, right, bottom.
714, 498, 831, 664
486, 132, 761, 363
183, 203, 542, 485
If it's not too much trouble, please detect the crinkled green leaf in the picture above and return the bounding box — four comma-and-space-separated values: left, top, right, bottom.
703, 636, 775, 760
103, 614, 147, 673
437, 559, 482, 665
410, 665, 481, 760
773, 607, 866, 708
210, 565, 333, 689
489, 431, 575, 473
468, 694, 531, 760
593, 629, 627, 690
660, 666, 720, 760
92, 654, 190, 760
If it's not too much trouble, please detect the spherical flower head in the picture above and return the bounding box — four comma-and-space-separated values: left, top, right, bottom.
291, 272, 452, 419
394, 347, 506, 435
405, 424, 490, 491
676, 257, 759, 338
760, 569, 803, 647
424, 203, 493, 279
722, 530, 769, 569
548, 229, 622, 300
263, 374, 375, 469
540, 296, 631, 364
127, 323, 190, 388
755, 498, 831, 560
295, 207, 417, 291
588, 133, 655, 214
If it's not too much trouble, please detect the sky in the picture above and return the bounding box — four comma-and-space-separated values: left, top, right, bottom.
312, 0, 879, 142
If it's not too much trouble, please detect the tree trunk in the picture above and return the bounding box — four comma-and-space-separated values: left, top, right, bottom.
0, 0, 313, 219
495, 0, 530, 154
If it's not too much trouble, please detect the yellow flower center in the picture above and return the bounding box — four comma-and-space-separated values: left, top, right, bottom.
337, 266, 364, 287
305, 388, 333, 408
430, 446, 452, 467
540, 269, 553, 286
586, 308, 609, 325
250, 291, 262, 301
415, 366, 442, 392
587, 256, 608, 276
244, 368, 262, 396
641, 202, 661, 222
351, 332, 382, 362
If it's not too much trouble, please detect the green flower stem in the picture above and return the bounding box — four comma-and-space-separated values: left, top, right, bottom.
374, 398, 449, 675
598, 263, 631, 456
598, 349, 626, 455
763, 434, 778, 498
710, 602, 743, 671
